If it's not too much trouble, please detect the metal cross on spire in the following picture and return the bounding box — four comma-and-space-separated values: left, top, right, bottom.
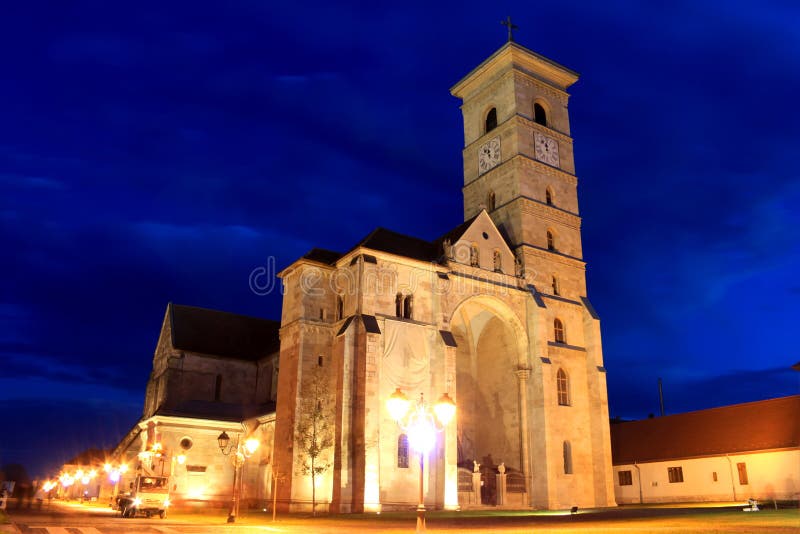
501, 16, 518, 43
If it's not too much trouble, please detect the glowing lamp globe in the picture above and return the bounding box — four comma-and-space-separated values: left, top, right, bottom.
245, 437, 260, 455
386, 388, 410, 421
434, 393, 456, 425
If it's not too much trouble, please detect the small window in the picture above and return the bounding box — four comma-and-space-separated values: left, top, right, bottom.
485, 107, 497, 133
179, 437, 193, 451
486, 190, 496, 211
395, 293, 403, 317
214, 374, 222, 401
493, 250, 502, 272
737, 463, 748, 485
534, 102, 547, 126
618, 470, 633, 486
551, 275, 559, 296
546, 230, 555, 251
470, 244, 479, 267
397, 434, 409, 468
403, 295, 414, 320
563, 441, 572, 474
668, 466, 684, 483
319, 308, 325, 320
712, 471, 718, 482
554, 319, 566, 344
336, 296, 344, 321
557, 368, 570, 406
545, 188, 553, 206
318, 355, 324, 367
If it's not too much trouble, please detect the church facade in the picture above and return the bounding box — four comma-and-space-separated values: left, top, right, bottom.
113, 41, 616, 513
273, 41, 615, 512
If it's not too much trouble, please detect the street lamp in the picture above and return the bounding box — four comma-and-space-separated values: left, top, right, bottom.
386, 388, 456, 532
218, 430, 259, 523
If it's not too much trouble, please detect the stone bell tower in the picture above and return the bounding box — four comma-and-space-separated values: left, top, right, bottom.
450, 41, 585, 300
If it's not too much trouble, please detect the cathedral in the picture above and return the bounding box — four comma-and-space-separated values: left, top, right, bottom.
113, 39, 616, 513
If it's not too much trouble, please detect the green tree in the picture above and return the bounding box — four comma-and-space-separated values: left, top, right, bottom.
294, 365, 334, 516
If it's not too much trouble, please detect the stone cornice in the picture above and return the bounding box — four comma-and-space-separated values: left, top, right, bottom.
517, 154, 578, 187
513, 69, 570, 104
516, 114, 572, 144
279, 318, 335, 338
520, 244, 586, 270
547, 341, 587, 354
519, 197, 582, 229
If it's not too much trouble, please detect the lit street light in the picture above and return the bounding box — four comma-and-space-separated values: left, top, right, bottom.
218, 430, 260, 523
386, 388, 456, 532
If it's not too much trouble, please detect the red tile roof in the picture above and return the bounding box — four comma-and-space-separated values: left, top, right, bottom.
611, 395, 800, 465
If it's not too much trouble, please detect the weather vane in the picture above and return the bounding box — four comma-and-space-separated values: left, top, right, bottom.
501, 16, 518, 43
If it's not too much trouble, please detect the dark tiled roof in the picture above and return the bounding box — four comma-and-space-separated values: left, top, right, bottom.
431, 215, 478, 252
611, 395, 800, 465
170, 304, 280, 361
156, 400, 275, 421
303, 248, 342, 265
353, 227, 439, 262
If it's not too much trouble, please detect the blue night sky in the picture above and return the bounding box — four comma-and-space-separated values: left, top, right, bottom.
1, 1, 798, 477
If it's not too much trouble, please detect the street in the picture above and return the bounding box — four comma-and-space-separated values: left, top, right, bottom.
4, 499, 799, 533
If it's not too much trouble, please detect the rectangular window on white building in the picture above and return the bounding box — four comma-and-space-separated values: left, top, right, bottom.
618, 470, 633, 486
668, 466, 684, 483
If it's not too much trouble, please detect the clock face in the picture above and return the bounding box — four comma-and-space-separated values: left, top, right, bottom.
534, 132, 559, 167
478, 136, 501, 174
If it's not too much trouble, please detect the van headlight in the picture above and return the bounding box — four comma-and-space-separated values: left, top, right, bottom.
133, 497, 142, 506
163, 498, 171, 508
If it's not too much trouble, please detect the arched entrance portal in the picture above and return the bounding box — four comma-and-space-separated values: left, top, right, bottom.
450, 297, 528, 479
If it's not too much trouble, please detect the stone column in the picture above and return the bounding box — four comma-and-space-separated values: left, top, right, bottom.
471, 471, 482, 505
515, 368, 532, 502
496, 472, 507, 506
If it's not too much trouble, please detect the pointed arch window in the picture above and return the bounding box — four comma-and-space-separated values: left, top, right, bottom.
552, 275, 560, 296
563, 440, 573, 474
557, 367, 570, 406
336, 296, 344, 321
470, 244, 480, 267
545, 188, 553, 206
554, 318, 566, 344
397, 434, 409, 468
546, 230, 555, 251
485, 107, 498, 133
534, 102, 547, 127
395, 293, 403, 317
493, 250, 502, 272
403, 295, 414, 320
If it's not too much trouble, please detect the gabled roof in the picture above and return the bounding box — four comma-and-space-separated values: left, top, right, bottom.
611, 395, 800, 465
169, 303, 280, 361
303, 248, 342, 265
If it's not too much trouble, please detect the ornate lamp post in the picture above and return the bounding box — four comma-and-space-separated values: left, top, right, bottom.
217, 431, 259, 523
386, 388, 456, 533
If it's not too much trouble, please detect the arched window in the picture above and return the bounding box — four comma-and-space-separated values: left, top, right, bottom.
554, 319, 566, 344
485, 107, 498, 133
395, 293, 403, 317
546, 230, 555, 251
563, 441, 573, 474
545, 188, 553, 206
486, 190, 496, 211
397, 434, 409, 468
557, 367, 570, 406
534, 102, 547, 126
493, 250, 502, 272
403, 295, 414, 320
336, 296, 344, 321
470, 244, 479, 267
552, 275, 559, 296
